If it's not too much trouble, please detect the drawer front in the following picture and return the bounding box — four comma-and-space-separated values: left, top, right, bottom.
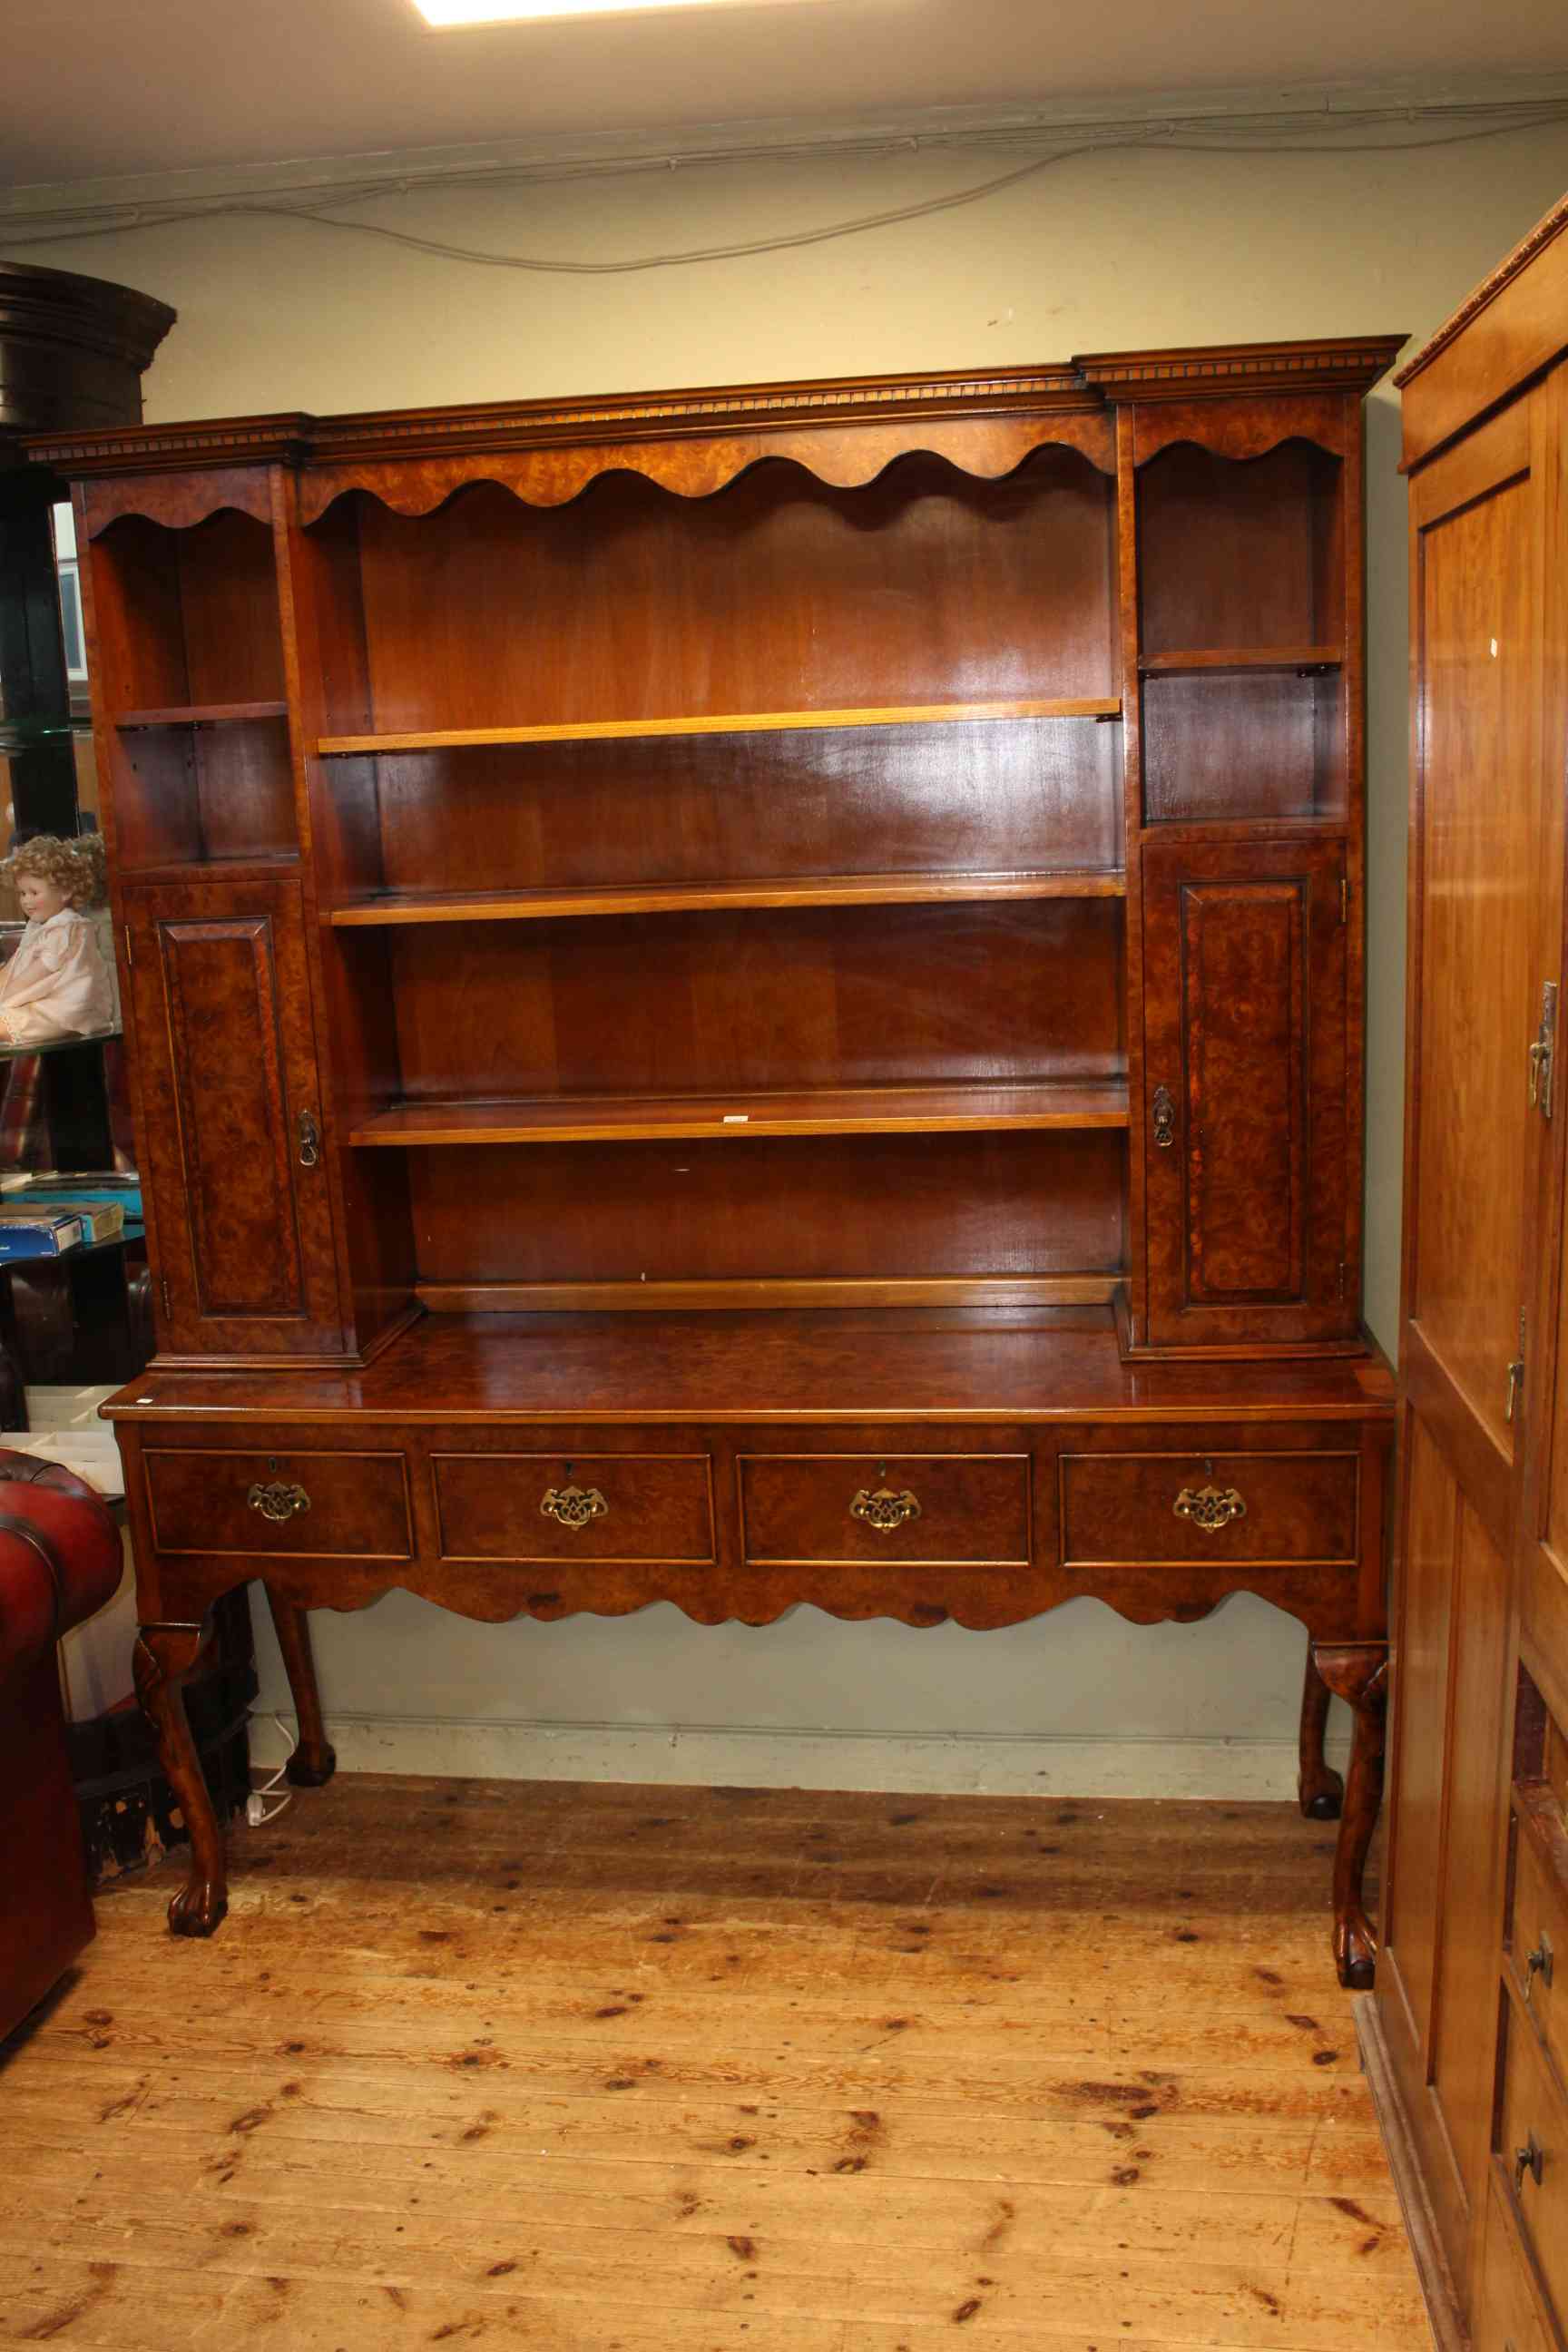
1511, 1788, 1568, 2095
146, 1448, 412, 1559
1476, 2170, 1554, 2352
1060, 1449, 1359, 1567
434, 1454, 714, 1563
1497, 1993, 1568, 2332
740, 1455, 1030, 1565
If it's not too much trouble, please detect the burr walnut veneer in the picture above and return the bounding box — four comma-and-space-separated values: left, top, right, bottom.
28, 337, 1401, 1981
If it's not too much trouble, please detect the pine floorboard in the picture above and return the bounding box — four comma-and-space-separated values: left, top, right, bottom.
0, 1779, 1428, 2350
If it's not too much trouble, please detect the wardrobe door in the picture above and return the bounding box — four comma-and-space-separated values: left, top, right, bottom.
1141, 836, 1350, 1348
122, 877, 345, 1360
1377, 380, 1561, 2308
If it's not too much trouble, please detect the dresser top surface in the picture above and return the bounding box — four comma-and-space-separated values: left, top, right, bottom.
103, 1308, 1396, 1426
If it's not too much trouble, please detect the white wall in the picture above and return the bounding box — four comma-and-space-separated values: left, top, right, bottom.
11, 125, 1567, 1793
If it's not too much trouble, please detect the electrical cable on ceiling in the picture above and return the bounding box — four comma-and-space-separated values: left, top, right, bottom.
1, 103, 1565, 276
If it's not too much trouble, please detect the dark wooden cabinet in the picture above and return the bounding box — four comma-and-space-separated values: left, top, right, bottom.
121, 879, 342, 1361
29, 334, 1404, 1977
1358, 194, 1568, 2352
1142, 836, 1352, 1348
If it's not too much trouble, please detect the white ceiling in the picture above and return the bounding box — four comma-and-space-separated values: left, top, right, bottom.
6, 0, 1568, 191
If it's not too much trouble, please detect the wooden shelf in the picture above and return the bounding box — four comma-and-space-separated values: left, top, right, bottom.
117, 701, 289, 728
316, 697, 1123, 757
119, 853, 301, 883
349, 1078, 1130, 1148
330, 869, 1127, 927
1138, 648, 1342, 676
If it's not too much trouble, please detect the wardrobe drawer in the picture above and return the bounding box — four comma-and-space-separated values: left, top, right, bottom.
434, 1453, 714, 1563
1475, 2169, 1554, 2352
1497, 1994, 1568, 2332
740, 1455, 1030, 1565
1059, 1449, 1359, 1567
1511, 1785, 1568, 2091
145, 1448, 412, 1559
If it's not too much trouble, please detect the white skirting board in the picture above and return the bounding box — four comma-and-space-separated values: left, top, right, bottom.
242, 1714, 1350, 1800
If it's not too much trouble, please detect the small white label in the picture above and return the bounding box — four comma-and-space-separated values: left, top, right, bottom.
1491, 638, 1499, 658
721, 1113, 749, 1123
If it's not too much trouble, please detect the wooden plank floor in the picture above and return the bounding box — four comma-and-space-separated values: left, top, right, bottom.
0, 1780, 1430, 2350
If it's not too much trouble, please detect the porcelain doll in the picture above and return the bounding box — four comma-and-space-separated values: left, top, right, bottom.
0, 835, 116, 1046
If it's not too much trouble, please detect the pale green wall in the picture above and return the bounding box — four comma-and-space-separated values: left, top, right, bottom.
10, 126, 1566, 1784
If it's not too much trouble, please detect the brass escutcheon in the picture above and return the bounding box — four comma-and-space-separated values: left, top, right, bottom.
1173, 1483, 1247, 1532
849, 1485, 923, 1533
540, 1484, 608, 1530
1152, 1084, 1177, 1150
247, 1479, 311, 1523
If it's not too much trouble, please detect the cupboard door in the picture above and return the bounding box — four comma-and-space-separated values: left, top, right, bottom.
1142, 837, 1349, 1348
123, 879, 345, 1357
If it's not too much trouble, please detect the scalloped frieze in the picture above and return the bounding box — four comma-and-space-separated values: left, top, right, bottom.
296, 411, 1116, 523
82, 464, 277, 538
1132, 393, 1351, 467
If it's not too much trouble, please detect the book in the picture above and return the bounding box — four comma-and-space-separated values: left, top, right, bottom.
2, 1197, 125, 1245
0, 1210, 84, 1259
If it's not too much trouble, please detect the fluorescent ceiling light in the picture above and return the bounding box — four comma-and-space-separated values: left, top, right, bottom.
415, 0, 827, 23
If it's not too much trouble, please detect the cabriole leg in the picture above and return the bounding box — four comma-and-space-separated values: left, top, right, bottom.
1310, 1641, 1388, 1991
1298, 1640, 1345, 1820
133, 1621, 228, 1938
261, 1586, 338, 1787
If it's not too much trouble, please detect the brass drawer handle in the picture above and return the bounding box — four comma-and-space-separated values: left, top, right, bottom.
541, 1484, 608, 1531
1525, 1931, 1555, 2004
1174, 1484, 1248, 1533
850, 1485, 922, 1533
1514, 2131, 1544, 2193
248, 1479, 310, 1524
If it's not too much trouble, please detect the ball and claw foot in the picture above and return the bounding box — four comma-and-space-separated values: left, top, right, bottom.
167, 1876, 229, 1938
285, 1740, 338, 1789
1298, 1763, 1345, 1822
1334, 1912, 1377, 1992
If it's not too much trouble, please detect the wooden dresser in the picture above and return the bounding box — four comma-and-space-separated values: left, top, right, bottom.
27, 338, 1401, 1976
1359, 194, 1568, 2349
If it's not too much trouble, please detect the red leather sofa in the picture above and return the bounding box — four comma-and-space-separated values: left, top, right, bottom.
0, 1451, 122, 2041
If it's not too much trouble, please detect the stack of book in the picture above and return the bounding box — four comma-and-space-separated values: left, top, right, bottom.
0, 1195, 126, 1259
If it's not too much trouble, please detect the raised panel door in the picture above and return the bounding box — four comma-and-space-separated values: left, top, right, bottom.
122, 878, 344, 1358
1142, 837, 1349, 1347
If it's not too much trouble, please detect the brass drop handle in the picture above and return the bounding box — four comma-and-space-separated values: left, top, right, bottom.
540, 1484, 608, 1530
1514, 2131, 1544, 2193
1174, 1484, 1247, 1532
1524, 1930, 1554, 2004
248, 1478, 310, 1523
298, 1107, 321, 1169
1152, 1083, 1176, 1150
850, 1482, 922, 1533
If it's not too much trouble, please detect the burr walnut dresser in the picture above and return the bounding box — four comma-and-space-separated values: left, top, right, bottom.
1358, 194, 1568, 2350
28, 334, 1402, 1979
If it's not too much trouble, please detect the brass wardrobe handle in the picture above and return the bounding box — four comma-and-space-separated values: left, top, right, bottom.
1152, 1084, 1176, 1150
849, 1485, 922, 1533
247, 1479, 311, 1524
1174, 1484, 1247, 1533
298, 1107, 321, 1169
540, 1484, 608, 1530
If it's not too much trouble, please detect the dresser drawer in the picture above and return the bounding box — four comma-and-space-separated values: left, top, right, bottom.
1497, 1992, 1568, 2332
1510, 1784, 1568, 2092
1059, 1449, 1359, 1567
1475, 2169, 1555, 2352
434, 1453, 714, 1563
145, 1448, 413, 1559
740, 1455, 1030, 1565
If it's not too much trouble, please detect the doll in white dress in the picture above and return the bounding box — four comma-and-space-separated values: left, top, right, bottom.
0, 835, 116, 1046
